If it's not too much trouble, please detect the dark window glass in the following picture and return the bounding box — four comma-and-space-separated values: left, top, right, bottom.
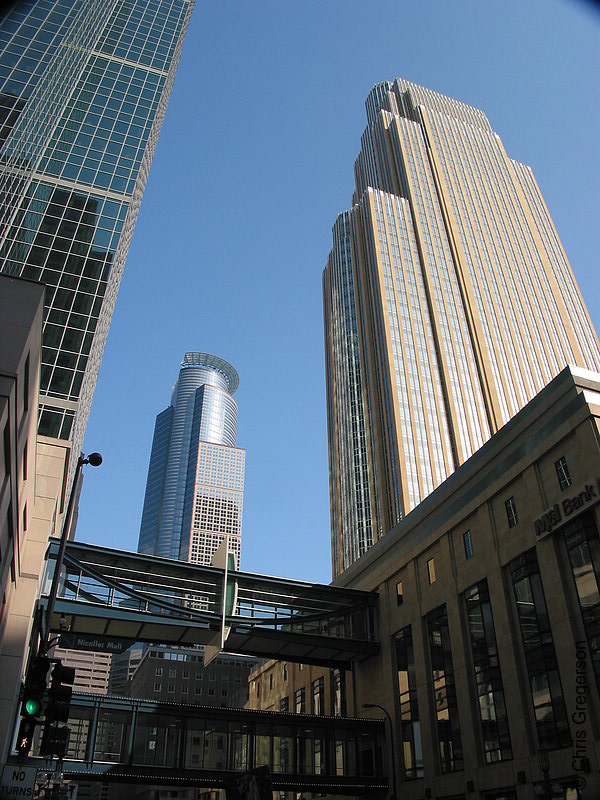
396, 580, 404, 605
464, 581, 512, 763
330, 668, 346, 717
311, 677, 324, 715
555, 456, 572, 490
395, 626, 423, 778
505, 497, 518, 528
509, 550, 570, 749
426, 605, 463, 772
563, 512, 600, 690
463, 530, 474, 559
23, 352, 30, 412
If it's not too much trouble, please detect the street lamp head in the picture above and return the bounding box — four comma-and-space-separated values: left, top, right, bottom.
85, 452, 103, 467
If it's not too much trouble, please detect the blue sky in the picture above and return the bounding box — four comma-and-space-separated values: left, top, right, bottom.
77, 0, 600, 585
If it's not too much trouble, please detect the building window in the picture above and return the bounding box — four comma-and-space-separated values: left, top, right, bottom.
181, 685, 188, 695
169, 668, 176, 677
396, 580, 404, 605
395, 626, 423, 778
279, 696, 289, 713
295, 687, 306, 714
154, 683, 161, 692
167, 684, 175, 693
182, 670, 189, 679
463, 530, 474, 559
464, 581, 512, 763
563, 512, 600, 690
22, 440, 27, 482
23, 353, 30, 413
155, 668, 163, 676
505, 497, 518, 528
311, 677, 325, 715
269, 674, 273, 691
283, 663, 288, 681
426, 605, 463, 772
427, 558, 436, 584
509, 550, 570, 749
256, 681, 260, 698
195, 686, 202, 696
208, 687, 215, 697
330, 668, 346, 717
3, 422, 10, 479
555, 456, 571, 490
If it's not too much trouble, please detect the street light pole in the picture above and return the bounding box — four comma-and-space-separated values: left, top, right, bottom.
41, 451, 102, 654
363, 703, 397, 800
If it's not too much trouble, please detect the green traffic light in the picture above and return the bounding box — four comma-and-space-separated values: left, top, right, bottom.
24, 697, 41, 716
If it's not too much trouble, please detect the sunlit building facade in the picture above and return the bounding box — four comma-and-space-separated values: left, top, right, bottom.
324, 78, 600, 576
0, 0, 194, 464
138, 352, 245, 568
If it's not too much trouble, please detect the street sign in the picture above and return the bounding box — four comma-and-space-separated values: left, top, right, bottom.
0, 765, 38, 800
205, 537, 238, 666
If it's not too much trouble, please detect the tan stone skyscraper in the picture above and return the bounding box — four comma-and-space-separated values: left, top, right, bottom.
324, 78, 600, 577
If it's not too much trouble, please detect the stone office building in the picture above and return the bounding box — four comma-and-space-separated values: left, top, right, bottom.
248, 366, 600, 800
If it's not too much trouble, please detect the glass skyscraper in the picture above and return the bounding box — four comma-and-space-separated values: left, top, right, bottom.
0, 0, 194, 463
324, 78, 600, 577
138, 352, 245, 568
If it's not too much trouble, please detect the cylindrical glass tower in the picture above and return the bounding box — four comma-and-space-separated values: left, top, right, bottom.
138, 352, 245, 566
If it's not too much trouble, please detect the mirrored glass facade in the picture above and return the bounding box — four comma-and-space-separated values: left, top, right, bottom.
324, 78, 600, 576
0, 0, 194, 461
138, 352, 245, 567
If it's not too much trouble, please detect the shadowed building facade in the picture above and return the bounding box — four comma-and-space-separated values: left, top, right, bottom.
0, 0, 194, 761
324, 78, 600, 577
138, 352, 245, 568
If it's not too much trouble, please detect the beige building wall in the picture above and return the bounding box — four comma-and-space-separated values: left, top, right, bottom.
250, 367, 600, 800
0, 274, 72, 761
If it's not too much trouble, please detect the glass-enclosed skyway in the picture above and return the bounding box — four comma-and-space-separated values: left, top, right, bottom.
41, 540, 379, 667
24, 694, 388, 796
19, 540, 386, 793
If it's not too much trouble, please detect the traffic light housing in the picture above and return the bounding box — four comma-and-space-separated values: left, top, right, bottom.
40, 661, 75, 758
16, 718, 37, 756
16, 655, 50, 755
21, 655, 50, 719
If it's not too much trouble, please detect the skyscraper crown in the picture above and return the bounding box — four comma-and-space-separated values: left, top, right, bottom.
181, 352, 239, 393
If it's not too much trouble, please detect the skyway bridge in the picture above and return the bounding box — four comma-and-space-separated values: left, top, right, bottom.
11, 540, 386, 794
15, 694, 388, 796
39, 540, 379, 667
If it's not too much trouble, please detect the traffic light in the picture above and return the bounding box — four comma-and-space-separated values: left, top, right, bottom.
16, 718, 37, 756
40, 662, 75, 758
21, 655, 50, 719
16, 655, 50, 755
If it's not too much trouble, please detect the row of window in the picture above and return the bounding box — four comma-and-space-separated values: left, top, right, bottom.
152, 684, 229, 697
396, 456, 574, 602
394, 515, 600, 777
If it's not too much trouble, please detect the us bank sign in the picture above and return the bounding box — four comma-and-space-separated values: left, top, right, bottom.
534, 479, 600, 539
